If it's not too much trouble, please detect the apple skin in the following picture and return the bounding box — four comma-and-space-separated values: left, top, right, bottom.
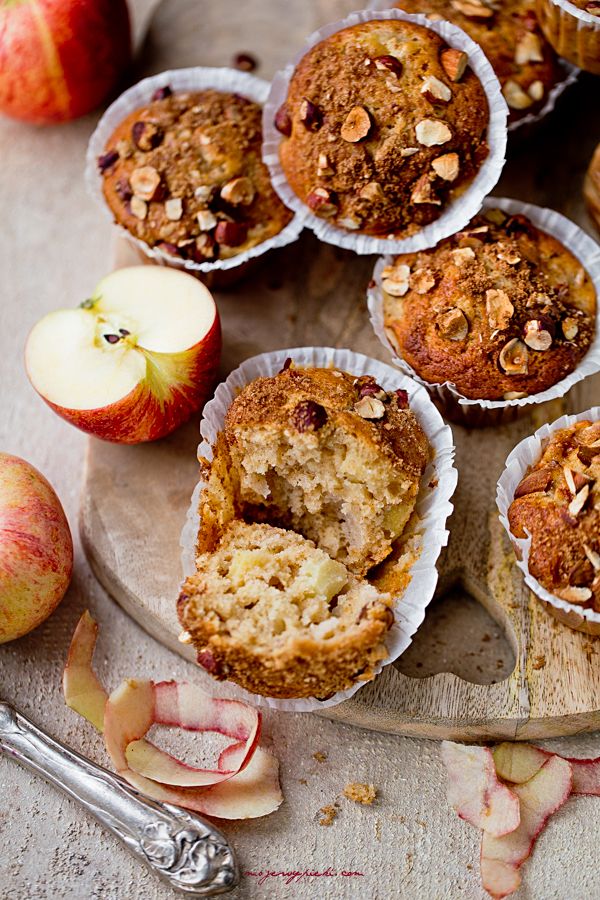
0, 0, 131, 125
0, 454, 73, 643
35, 316, 222, 444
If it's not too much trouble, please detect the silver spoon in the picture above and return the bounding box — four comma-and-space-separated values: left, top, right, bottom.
0, 700, 238, 895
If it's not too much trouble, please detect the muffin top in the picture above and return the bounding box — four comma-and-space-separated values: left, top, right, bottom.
584, 143, 600, 235
275, 19, 490, 238
394, 0, 563, 124
569, 0, 600, 15
223, 364, 430, 478
382, 207, 597, 400
98, 87, 293, 263
508, 419, 600, 611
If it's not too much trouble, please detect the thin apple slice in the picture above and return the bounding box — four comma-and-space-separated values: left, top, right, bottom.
124, 680, 260, 786
481, 755, 572, 899
442, 741, 520, 836
62, 610, 107, 731
104, 679, 282, 818
493, 742, 549, 784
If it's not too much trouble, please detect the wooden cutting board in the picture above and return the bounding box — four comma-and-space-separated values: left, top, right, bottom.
80, 0, 600, 740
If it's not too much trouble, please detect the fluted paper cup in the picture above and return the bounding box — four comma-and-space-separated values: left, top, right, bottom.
368, 196, 600, 427
86, 67, 303, 284
179, 346, 457, 712
497, 406, 600, 634
262, 8, 508, 256
537, 0, 600, 75
368, 0, 579, 135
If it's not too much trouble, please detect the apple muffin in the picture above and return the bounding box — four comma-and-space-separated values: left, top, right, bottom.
178, 520, 394, 698
381, 206, 597, 400
536, 0, 600, 75
584, 143, 600, 236
98, 86, 293, 263
274, 18, 490, 238
197, 365, 430, 577
508, 419, 600, 611
393, 0, 563, 125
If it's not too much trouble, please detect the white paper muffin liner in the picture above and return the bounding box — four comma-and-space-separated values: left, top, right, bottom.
537, 0, 600, 74
368, 196, 600, 425
367, 0, 579, 134
179, 346, 457, 712
497, 406, 600, 625
262, 8, 508, 257
85, 67, 303, 274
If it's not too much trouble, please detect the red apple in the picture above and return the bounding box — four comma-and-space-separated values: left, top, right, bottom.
0, 454, 73, 643
0, 0, 131, 125
25, 266, 222, 444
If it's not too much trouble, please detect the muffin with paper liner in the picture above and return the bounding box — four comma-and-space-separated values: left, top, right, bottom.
536, 0, 600, 74
86, 67, 302, 285
178, 347, 457, 712
263, 8, 507, 256
497, 407, 600, 635
585, 143, 600, 237
368, 197, 600, 427
370, 0, 576, 131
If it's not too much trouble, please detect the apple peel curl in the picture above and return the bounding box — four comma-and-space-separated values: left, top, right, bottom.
480, 755, 572, 899
441, 741, 520, 837
62, 612, 282, 819
493, 741, 600, 796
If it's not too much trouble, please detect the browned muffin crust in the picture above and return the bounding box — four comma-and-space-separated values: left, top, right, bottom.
508, 420, 600, 611
198, 365, 430, 576
382, 207, 596, 400
569, 0, 600, 15
98, 87, 292, 263
275, 19, 490, 238
584, 143, 600, 236
394, 0, 563, 125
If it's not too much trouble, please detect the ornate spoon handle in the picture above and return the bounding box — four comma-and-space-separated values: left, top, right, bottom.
0, 701, 238, 895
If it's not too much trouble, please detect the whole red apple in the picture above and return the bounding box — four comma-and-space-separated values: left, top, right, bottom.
0, 0, 131, 125
0, 454, 73, 643
25, 266, 222, 443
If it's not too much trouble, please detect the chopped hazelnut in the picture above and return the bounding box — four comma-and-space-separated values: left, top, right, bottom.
215, 221, 248, 246
165, 197, 183, 221
503, 80, 533, 110
355, 396, 386, 419
440, 48, 468, 82
438, 307, 469, 341
299, 98, 323, 131
197, 209, 217, 232
129, 197, 148, 220
557, 586, 593, 604
562, 317, 579, 341
382, 263, 410, 296
451, 247, 476, 266
499, 338, 529, 375
515, 32, 544, 65
306, 187, 338, 218
410, 174, 441, 205
450, 0, 493, 18
486, 289, 514, 330
415, 118, 452, 147
374, 55, 403, 77
528, 80, 545, 101
359, 182, 384, 202
132, 120, 164, 151
523, 318, 554, 351
130, 166, 162, 201
400, 147, 419, 157
220, 176, 255, 206
431, 152, 459, 181
420, 75, 452, 103
410, 269, 436, 294
340, 106, 372, 142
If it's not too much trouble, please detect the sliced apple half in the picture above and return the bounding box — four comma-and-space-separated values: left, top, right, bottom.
25, 266, 221, 444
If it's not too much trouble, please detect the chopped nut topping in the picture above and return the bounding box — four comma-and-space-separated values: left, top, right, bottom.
291, 400, 327, 432
420, 75, 452, 103
557, 586, 592, 604
359, 182, 384, 201
374, 55, 403, 77
338, 216, 361, 230
438, 307, 469, 341
194, 185, 214, 204
431, 152, 459, 181
410, 174, 441, 205
197, 209, 217, 231
132, 120, 164, 151
116, 139, 132, 160
355, 396, 386, 419
410, 269, 436, 294
451, 247, 476, 266
130, 166, 162, 201
514, 467, 552, 497
354, 375, 387, 400
130, 197, 148, 220
564, 467, 577, 495
415, 118, 452, 147
504, 391, 528, 400
299, 98, 322, 131
165, 197, 183, 221
528, 80, 545, 101
220, 176, 255, 206
486, 289, 514, 330
497, 244, 520, 265
503, 80, 533, 110
215, 221, 247, 246
440, 48, 468, 82
562, 317, 579, 341
341, 106, 371, 142
568, 484, 590, 517
274, 103, 292, 136
317, 153, 334, 176
584, 545, 600, 571
400, 147, 419, 157
382, 263, 410, 296
515, 32, 544, 65
451, 0, 493, 18
523, 319, 554, 351
499, 338, 529, 374
306, 187, 338, 217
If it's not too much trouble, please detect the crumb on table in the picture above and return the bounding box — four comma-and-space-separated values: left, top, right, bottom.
313, 751, 328, 763
318, 804, 339, 827
343, 782, 377, 805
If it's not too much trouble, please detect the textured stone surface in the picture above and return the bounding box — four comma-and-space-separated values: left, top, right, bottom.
2, 0, 600, 897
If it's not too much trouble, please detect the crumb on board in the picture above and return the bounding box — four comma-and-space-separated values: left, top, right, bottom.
318, 804, 339, 826
313, 751, 328, 763
343, 782, 377, 805
532, 654, 546, 670
299, 778, 308, 785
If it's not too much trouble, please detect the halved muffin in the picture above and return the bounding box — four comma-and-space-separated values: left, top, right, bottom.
178, 521, 393, 698
197, 366, 430, 577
